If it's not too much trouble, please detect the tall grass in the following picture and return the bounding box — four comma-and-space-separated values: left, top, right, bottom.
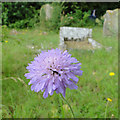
2, 26, 118, 118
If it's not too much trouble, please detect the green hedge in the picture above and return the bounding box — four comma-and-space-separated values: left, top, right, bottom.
2, 2, 45, 28
2, 2, 119, 29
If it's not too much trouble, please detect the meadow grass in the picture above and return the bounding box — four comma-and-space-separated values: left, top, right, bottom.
2, 26, 118, 118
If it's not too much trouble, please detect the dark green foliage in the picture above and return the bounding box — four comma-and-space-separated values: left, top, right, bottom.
2, 25, 9, 42
2, 2, 45, 28
61, 2, 119, 18
2, 2, 119, 29
60, 9, 95, 27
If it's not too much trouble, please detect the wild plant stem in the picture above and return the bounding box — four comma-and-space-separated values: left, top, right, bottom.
105, 101, 109, 118
59, 94, 75, 118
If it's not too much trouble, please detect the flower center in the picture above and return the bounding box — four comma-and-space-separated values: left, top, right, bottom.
50, 69, 61, 76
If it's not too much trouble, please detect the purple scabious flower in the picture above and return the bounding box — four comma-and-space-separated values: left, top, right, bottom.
25, 48, 83, 98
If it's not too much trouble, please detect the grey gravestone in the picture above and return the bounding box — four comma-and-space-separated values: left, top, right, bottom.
40, 4, 61, 29
88, 38, 102, 49
40, 4, 53, 21
59, 27, 112, 51
59, 27, 92, 50
103, 9, 119, 36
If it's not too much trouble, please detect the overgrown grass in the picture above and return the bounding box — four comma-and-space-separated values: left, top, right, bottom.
2, 26, 118, 118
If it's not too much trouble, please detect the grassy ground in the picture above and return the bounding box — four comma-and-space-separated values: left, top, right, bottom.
2, 26, 118, 118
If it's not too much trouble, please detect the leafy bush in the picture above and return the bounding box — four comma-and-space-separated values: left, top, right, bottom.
95, 16, 104, 26
2, 25, 9, 41
9, 11, 40, 29
2, 2, 45, 28
61, 2, 119, 19
2, 2, 119, 29
60, 9, 95, 27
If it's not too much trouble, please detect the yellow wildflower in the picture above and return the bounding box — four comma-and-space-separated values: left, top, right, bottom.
5, 41, 8, 43
107, 98, 112, 102
109, 72, 115, 76
40, 30, 42, 33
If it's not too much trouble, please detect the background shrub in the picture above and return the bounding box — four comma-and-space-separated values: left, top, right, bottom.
60, 9, 95, 27
2, 2, 45, 28
2, 2, 119, 29
61, 2, 119, 18
2, 25, 9, 41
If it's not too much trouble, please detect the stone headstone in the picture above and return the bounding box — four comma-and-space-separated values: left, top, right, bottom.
40, 4, 61, 29
59, 27, 92, 50
88, 38, 102, 49
103, 9, 119, 36
40, 4, 53, 28
40, 4, 53, 21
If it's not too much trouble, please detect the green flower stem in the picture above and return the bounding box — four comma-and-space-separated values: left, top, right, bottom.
105, 101, 109, 118
59, 94, 75, 118
59, 95, 65, 117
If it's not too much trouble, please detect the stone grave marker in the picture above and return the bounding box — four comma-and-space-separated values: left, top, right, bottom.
40, 4, 61, 29
103, 8, 119, 36
59, 27, 92, 50
40, 4, 53, 21
59, 27, 111, 51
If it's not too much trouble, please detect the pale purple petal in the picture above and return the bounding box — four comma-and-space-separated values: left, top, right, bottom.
24, 48, 83, 98
43, 88, 49, 98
